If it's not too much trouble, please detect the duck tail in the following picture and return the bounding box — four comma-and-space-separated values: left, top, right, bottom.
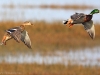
63, 20, 68, 24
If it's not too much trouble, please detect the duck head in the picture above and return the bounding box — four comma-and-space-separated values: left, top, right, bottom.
90, 9, 100, 15
22, 21, 33, 26
20, 21, 33, 31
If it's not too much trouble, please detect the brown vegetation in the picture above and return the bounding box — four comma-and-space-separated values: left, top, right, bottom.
0, 63, 100, 75
0, 21, 100, 75
0, 21, 100, 52
2, 4, 94, 9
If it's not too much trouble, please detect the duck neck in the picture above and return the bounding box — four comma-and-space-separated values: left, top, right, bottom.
20, 25, 25, 31
89, 10, 100, 15
89, 11, 95, 15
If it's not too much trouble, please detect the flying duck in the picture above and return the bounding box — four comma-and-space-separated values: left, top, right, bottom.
63, 9, 100, 39
0, 21, 33, 49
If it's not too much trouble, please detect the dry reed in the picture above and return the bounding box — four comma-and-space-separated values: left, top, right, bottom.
0, 21, 100, 52
0, 63, 100, 75
2, 4, 95, 10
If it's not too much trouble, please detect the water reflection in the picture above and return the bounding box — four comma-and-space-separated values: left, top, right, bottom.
0, 47, 100, 66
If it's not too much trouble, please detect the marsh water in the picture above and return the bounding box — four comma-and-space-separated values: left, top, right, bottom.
0, 0, 100, 23
0, 47, 100, 66
0, 0, 100, 66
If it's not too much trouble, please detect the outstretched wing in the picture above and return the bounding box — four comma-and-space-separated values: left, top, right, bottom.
21, 30, 32, 49
82, 20, 95, 39
71, 13, 85, 20
71, 13, 85, 24
6, 27, 21, 42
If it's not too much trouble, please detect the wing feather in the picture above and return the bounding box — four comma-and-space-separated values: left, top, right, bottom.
6, 27, 21, 42
82, 20, 95, 39
21, 30, 32, 49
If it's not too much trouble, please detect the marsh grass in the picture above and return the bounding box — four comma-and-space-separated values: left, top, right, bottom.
0, 63, 100, 75
0, 21, 100, 75
2, 4, 94, 9
0, 21, 100, 52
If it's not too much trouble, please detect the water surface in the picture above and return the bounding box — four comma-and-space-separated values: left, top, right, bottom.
0, 8, 99, 23
0, 0, 100, 23
1, 0, 100, 6
0, 47, 100, 66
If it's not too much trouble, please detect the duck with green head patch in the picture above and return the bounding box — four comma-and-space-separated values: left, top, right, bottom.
63, 9, 100, 39
90, 9, 100, 15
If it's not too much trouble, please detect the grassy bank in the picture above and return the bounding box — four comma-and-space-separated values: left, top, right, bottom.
0, 21, 100, 52
0, 63, 100, 75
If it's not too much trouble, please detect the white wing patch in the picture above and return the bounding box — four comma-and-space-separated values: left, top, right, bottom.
21, 31, 32, 49
86, 24, 95, 39
24, 31, 31, 46
6, 28, 17, 34
6, 31, 12, 34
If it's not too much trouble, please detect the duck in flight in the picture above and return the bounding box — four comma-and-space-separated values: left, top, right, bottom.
63, 9, 100, 39
0, 21, 33, 49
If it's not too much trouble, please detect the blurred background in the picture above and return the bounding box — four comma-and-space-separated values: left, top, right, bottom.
0, 0, 100, 75
0, 0, 100, 22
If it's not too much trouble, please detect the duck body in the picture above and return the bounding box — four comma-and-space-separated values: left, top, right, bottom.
6, 26, 23, 43
63, 9, 100, 25
0, 21, 33, 49
63, 9, 100, 39
63, 13, 93, 28
85, 15, 93, 22
70, 13, 93, 24
63, 13, 95, 39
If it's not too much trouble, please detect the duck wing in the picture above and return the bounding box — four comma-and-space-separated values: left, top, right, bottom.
6, 27, 21, 42
71, 13, 85, 24
21, 30, 32, 49
82, 20, 95, 39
